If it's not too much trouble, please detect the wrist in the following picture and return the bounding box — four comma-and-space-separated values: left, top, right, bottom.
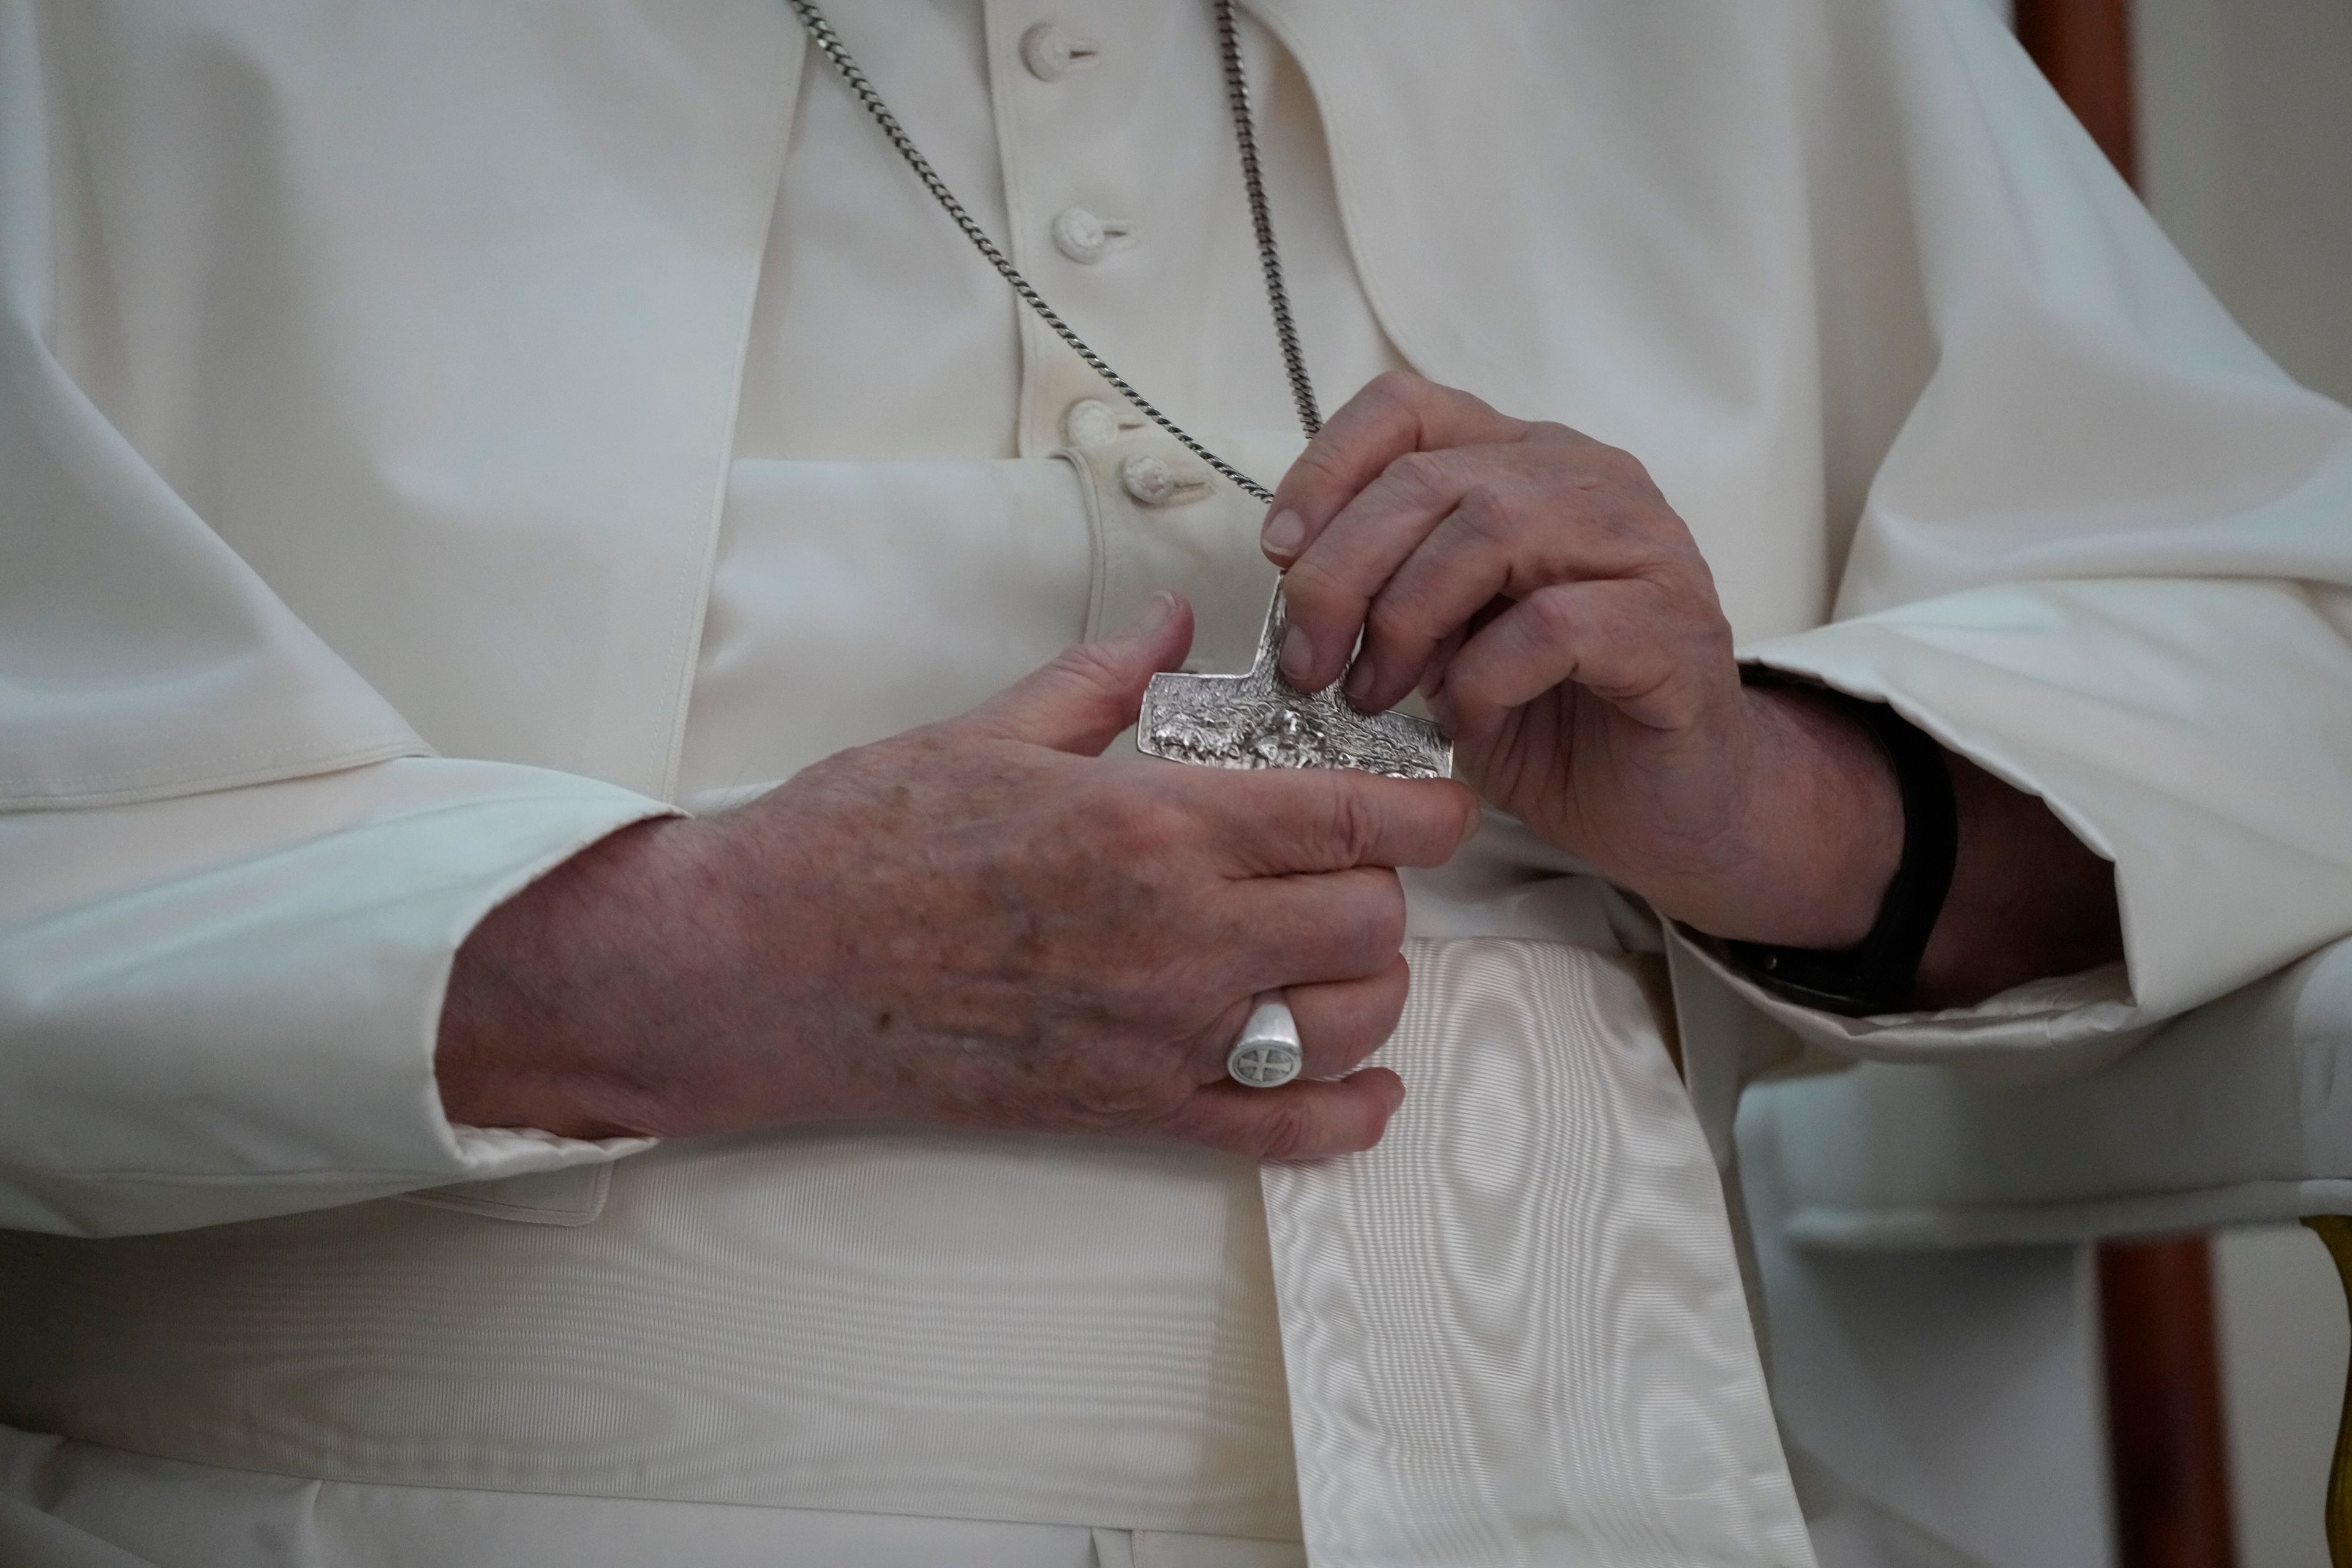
1715, 678, 1964, 1015
1670, 684, 1905, 948
435, 815, 733, 1139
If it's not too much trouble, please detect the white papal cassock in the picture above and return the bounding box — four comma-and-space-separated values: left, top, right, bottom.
4, 2, 2352, 1566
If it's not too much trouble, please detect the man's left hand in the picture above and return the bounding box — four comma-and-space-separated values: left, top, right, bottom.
1261, 371, 1907, 952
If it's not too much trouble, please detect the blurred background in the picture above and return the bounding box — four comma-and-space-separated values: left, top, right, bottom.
2136, 0, 2352, 409
2002, 2, 2351, 1564
2139, 0, 2351, 1558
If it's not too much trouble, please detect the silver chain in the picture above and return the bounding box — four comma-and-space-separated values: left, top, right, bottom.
1212, 1, 1320, 440
782, 0, 1317, 504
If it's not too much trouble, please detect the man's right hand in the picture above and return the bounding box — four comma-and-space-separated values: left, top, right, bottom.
436, 593, 1480, 1161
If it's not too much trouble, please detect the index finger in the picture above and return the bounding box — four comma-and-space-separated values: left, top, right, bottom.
1191, 766, 1480, 875
1262, 372, 1529, 566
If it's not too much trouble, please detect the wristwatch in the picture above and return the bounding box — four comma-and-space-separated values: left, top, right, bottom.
1717, 667, 1959, 1017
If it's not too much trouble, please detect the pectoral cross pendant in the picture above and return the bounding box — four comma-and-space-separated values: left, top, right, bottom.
1138, 590, 1453, 781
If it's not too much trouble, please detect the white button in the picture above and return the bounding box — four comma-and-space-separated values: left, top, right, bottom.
1062, 398, 1123, 448
1020, 23, 1098, 81
1121, 454, 1182, 505
1052, 206, 1131, 264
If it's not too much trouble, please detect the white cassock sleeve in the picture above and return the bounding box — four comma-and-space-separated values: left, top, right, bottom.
0, 766, 666, 1238
1687, 0, 2352, 1075
0, 17, 662, 1238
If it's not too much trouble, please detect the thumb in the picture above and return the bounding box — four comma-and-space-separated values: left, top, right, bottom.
968, 592, 1194, 755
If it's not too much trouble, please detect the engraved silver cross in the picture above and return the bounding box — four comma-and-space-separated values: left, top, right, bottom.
1138, 591, 1453, 782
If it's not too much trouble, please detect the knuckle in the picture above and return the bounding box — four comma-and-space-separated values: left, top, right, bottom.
1287, 438, 1352, 493
1308, 1003, 1376, 1065
1526, 583, 1585, 641
1366, 368, 1426, 407
1339, 874, 1408, 959
1662, 546, 1723, 606
1387, 448, 1452, 502
1450, 485, 1515, 546
1599, 442, 1658, 492
1371, 876, 1408, 946
1615, 535, 1682, 583
1622, 571, 1689, 629
1277, 556, 1351, 622
1365, 595, 1434, 653
1248, 1104, 1314, 1161
1581, 586, 1644, 645
1691, 604, 1736, 662
1048, 639, 1125, 690
1319, 780, 1381, 865
1044, 641, 1134, 710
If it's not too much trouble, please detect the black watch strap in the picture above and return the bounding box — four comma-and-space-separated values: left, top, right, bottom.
1720, 667, 1959, 1017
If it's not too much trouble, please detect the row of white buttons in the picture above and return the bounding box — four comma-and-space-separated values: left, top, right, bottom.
1063, 399, 1196, 507
1022, 20, 1167, 507
1023, 23, 1128, 267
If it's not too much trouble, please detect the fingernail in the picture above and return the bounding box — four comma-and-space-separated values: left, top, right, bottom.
1344, 657, 1381, 709
1428, 690, 1456, 734
1279, 626, 1314, 685
1262, 508, 1305, 560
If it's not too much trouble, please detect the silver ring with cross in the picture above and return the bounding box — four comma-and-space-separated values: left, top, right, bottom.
1226, 993, 1305, 1088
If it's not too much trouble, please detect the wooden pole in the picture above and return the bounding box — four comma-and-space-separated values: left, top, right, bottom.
2100, 1238, 2240, 1568
2013, 0, 2141, 186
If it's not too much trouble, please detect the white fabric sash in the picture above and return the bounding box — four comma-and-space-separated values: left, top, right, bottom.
1266, 940, 1815, 1566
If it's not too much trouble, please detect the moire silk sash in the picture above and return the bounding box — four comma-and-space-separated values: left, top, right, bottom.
1265, 939, 1815, 1566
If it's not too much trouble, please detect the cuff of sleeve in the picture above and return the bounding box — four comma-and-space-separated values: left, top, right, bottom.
1739, 579, 2352, 1035
1670, 924, 2149, 1083
0, 760, 674, 1235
